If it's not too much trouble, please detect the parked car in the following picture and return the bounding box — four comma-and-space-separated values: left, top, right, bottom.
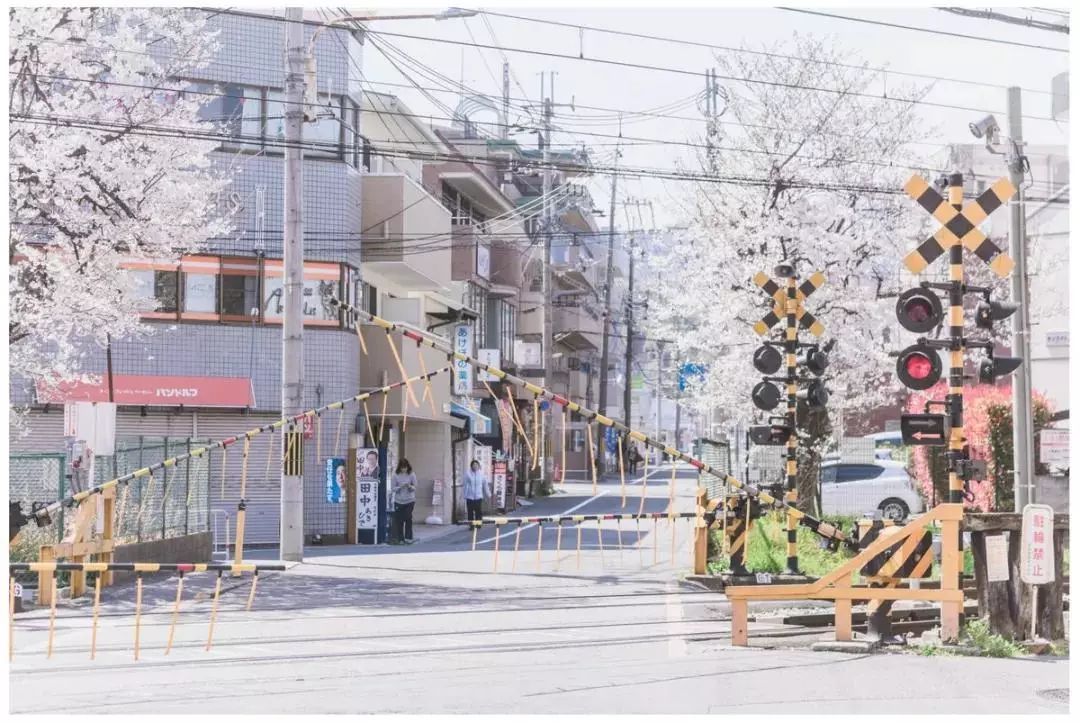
819, 460, 924, 520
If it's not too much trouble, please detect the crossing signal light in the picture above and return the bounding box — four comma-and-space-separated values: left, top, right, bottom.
752, 345, 783, 375
797, 380, 828, 407
750, 424, 792, 446
896, 287, 943, 334
752, 381, 781, 411
896, 344, 942, 390
978, 354, 1022, 384
975, 299, 1018, 330
804, 349, 828, 376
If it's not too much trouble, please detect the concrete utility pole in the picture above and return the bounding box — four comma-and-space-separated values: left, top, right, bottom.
541, 71, 554, 486
595, 119, 622, 473
622, 200, 639, 440
1006, 86, 1036, 509
502, 61, 510, 141
280, 7, 306, 562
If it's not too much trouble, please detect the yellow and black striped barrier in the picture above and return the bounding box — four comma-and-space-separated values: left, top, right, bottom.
9, 562, 285, 663
463, 512, 702, 573
328, 296, 850, 550
854, 518, 933, 642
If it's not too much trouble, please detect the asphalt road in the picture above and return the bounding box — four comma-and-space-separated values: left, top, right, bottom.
8, 465, 1069, 714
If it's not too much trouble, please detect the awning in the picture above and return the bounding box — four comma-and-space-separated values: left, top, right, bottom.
450, 401, 493, 435
36, 375, 255, 408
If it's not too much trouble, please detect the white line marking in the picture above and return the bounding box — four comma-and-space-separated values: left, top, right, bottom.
477, 492, 607, 545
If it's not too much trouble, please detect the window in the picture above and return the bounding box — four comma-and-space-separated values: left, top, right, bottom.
267, 91, 341, 158
442, 182, 488, 227
571, 429, 585, 452
195, 83, 262, 142
220, 258, 259, 319
820, 465, 838, 484
836, 464, 883, 483
180, 256, 220, 318
132, 268, 179, 315
465, 282, 488, 348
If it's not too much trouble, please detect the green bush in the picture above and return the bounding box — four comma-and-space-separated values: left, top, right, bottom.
963, 617, 1024, 658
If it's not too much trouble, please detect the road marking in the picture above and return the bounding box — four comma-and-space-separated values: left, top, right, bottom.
477, 492, 607, 545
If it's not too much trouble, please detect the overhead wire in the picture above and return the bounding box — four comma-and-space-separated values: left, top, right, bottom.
472, 7, 1064, 95
775, 7, 1069, 51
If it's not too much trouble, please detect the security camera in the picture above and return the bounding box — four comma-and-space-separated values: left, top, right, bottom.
968, 114, 999, 141
773, 262, 795, 279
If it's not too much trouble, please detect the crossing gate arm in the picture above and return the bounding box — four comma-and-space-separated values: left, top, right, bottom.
327, 295, 849, 548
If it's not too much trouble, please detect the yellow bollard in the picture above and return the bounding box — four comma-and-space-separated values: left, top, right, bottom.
536, 522, 544, 571
576, 522, 583, 571
555, 522, 563, 570
637, 518, 644, 567
90, 572, 102, 660
616, 517, 624, 562
47, 571, 57, 659
653, 517, 659, 566
8, 577, 15, 662
245, 571, 259, 612
512, 524, 522, 573
205, 571, 223, 652
597, 518, 605, 567
618, 435, 626, 507
165, 573, 184, 655
134, 573, 143, 661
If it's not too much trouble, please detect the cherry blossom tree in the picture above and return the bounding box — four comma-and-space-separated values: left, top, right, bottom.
9, 8, 231, 401
644, 35, 940, 434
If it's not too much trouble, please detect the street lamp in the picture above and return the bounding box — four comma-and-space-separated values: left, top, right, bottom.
304, 8, 478, 117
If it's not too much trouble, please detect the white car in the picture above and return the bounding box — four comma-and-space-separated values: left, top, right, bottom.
819, 460, 925, 521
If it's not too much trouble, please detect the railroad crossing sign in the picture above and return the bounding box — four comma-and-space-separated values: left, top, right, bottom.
751, 270, 826, 337
902, 174, 1016, 278
900, 413, 947, 446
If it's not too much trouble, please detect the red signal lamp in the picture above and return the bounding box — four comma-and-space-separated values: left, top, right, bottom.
896, 344, 942, 390
896, 288, 943, 334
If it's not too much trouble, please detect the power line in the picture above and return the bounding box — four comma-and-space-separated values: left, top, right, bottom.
775, 7, 1069, 51
935, 7, 1069, 34
198, 8, 1067, 123
14, 111, 1069, 203
11, 70, 961, 183
472, 7, 1063, 95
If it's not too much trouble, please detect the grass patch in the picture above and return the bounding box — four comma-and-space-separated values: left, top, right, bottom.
708, 512, 854, 576
962, 617, 1024, 658
917, 644, 957, 657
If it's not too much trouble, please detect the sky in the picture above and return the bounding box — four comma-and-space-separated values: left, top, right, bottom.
357, 3, 1070, 230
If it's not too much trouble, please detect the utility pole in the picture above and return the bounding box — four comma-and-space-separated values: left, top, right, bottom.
541, 71, 554, 487
655, 340, 665, 458
1006, 86, 1036, 509
280, 7, 306, 562
595, 118, 622, 473
622, 201, 638, 441
502, 61, 510, 140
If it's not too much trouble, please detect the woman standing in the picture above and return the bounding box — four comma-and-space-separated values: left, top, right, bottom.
462, 460, 491, 523
391, 459, 417, 545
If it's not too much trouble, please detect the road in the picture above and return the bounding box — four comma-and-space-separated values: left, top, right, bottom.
9, 465, 1069, 714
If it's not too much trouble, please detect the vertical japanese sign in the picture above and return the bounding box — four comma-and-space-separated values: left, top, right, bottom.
478, 349, 501, 382
325, 457, 345, 504
492, 460, 508, 510
453, 323, 473, 394
355, 448, 380, 533
1021, 503, 1055, 584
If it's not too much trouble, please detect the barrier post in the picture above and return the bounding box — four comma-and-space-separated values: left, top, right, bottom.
731, 599, 748, 646
693, 488, 708, 574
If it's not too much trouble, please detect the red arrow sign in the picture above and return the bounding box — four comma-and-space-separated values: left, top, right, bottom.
913, 431, 942, 440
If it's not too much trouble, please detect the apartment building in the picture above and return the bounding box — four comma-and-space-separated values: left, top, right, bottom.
12, 12, 368, 545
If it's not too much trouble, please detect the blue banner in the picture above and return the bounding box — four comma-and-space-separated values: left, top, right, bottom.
325, 457, 345, 504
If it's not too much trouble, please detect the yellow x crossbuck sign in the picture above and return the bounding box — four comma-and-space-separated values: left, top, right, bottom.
751, 270, 826, 337
902, 174, 1016, 278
